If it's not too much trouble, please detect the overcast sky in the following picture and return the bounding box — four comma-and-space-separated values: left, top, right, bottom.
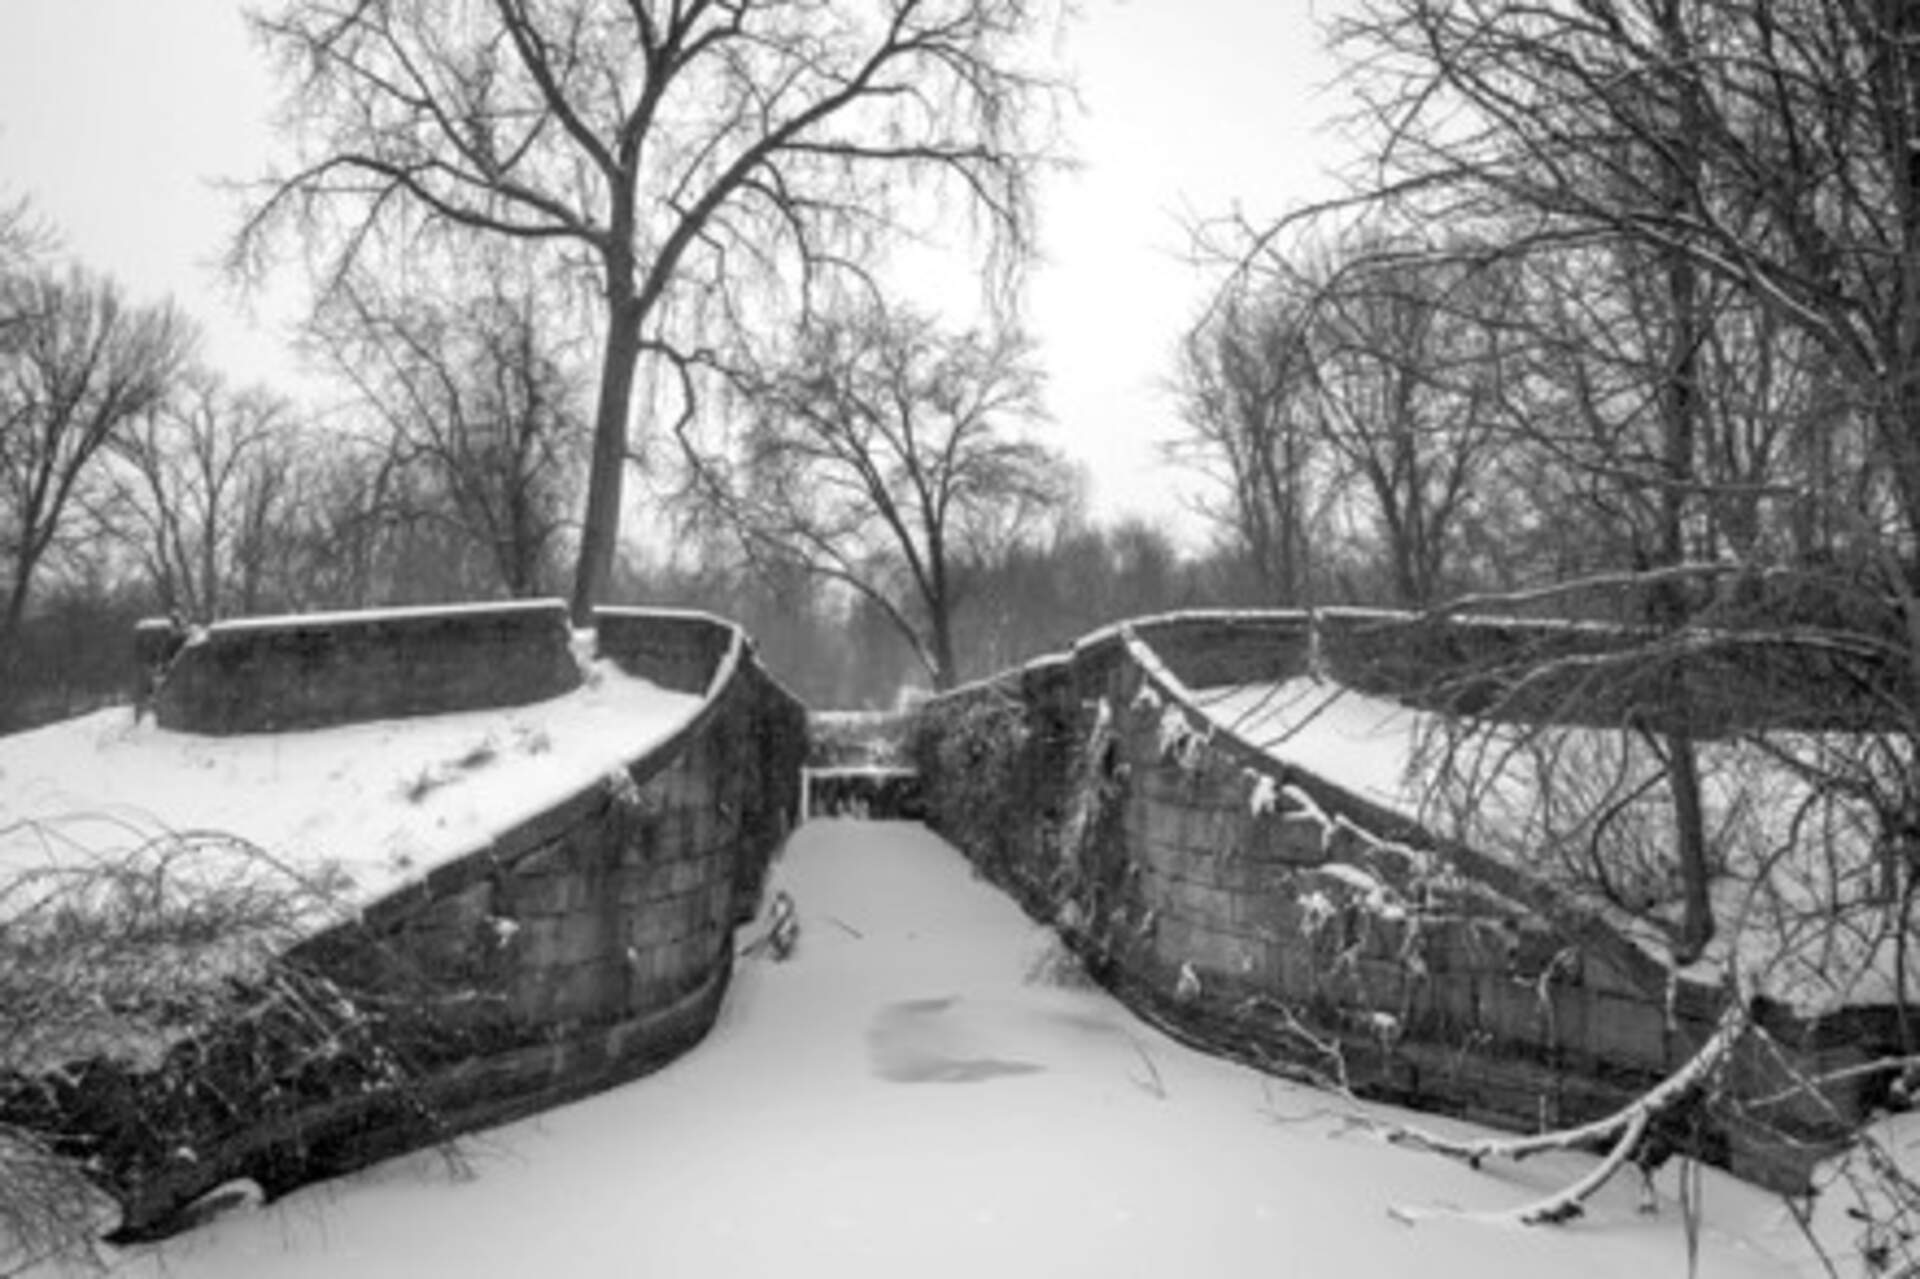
0, 0, 1348, 543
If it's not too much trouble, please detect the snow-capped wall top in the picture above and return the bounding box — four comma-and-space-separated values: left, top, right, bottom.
194, 597, 570, 636
148, 600, 583, 735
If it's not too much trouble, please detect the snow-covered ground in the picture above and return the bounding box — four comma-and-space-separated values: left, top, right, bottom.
0, 663, 703, 908
37, 820, 1851, 1279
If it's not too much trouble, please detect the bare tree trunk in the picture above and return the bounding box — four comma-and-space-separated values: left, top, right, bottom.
0, 566, 38, 728
1657, 0, 1713, 965
570, 294, 640, 626
926, 523, 958, 691
1660, 247, 1713, 960
1280, 426, 1303, 604
1665, 726, 1714, 963
930, 607, 957, 693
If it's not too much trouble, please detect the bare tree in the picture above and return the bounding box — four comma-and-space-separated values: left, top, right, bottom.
1173, 286, 1325, 605
1303, 246, 1518, 607
1284, 0, 1920, 551
1176, 240, 1521, 609
683, 302, 1065, 690
0, 267, 192, 715
278, 437, 412, 610
103, 371, 303, 622
0, 198, 51, 331
308, 262, 585, 598
237, 0, 1066, 623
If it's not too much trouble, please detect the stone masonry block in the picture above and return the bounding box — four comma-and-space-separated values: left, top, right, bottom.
1580, 951, 1650, 998
1587, 992, 1674, 1071
1180, 925, 1264, 981
1254, 812, 1326, 866
1160, 877, 1243, 927
513, 916, 568, 971
695, 877, 733, 928
1268, 939, 1322, 1000
1344, 956, 1411, 1015
1152, 912, 1200, 970
534, 960, 623, 1024
1177, 806, 1247, 857
426, 879, 494, 932
615, 812, 665, 868
1141, 843, 1203, 886
623, 905, 678, 952
513, 842, 567, 878
1545, 985, 1593, 1066
1203, 855, 1289, 896
1139, 799, 1188, 859
1477, 974, 1548, 1048
515, 914, 612, 972
660, 855, 721, 903
508, 871, 591, 916
1426, 971, 1480, 1032
1232, 889, 1303, 939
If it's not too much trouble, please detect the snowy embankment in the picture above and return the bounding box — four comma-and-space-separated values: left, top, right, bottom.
0, 661, 703, 910
1189, 676, 1908, 1014
58, 821, 1832, 1279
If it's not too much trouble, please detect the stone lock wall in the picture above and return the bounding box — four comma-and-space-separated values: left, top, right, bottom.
146, 600, 582, 734
912, 610, 1883, 1194
47, 606, 806, 1240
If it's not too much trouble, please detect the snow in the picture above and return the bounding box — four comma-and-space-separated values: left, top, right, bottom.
1191, 677, 1428, 807
0, 661, 703, 909
33, 821, 1827, 1278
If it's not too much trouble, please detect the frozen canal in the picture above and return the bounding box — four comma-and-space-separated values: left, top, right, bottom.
95, 821, 1814, 1278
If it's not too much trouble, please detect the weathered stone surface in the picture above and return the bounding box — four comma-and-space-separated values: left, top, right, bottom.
1254, 811, 1326, 865
595, 607, 735, 694
153, 600, 580, 734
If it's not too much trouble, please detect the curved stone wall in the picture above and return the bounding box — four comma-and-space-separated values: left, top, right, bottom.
14, 606, 806, 1240
911, 608, 1888, 1195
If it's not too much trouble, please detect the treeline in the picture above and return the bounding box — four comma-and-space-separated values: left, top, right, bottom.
1175, 0, 1920, 635
0, 197, 1274, 724
20, 0, 1920, 726
637, 516, 1269, 709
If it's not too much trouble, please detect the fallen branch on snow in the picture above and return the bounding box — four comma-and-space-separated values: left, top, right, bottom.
1382, 986, 1748, 1226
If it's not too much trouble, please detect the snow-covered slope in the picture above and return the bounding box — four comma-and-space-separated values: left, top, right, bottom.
61, 821, 1824, 1279
0, 663, 703, 908
1190, 677, 1429, 808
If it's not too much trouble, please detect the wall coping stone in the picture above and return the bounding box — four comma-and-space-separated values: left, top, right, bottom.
148, 599, 581, 734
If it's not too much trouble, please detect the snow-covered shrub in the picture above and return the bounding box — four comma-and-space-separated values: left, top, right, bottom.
0, 823, 458, 1254
0, 1122, 117, 1275
0, 826, 352, 1076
